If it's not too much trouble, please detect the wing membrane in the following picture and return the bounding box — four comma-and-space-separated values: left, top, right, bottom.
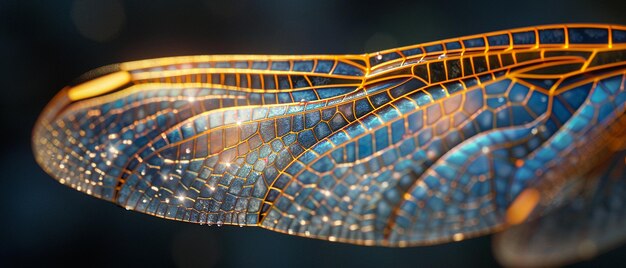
32, 54, 367, 205
494, 150, 626, 267
32, 25, 626, 253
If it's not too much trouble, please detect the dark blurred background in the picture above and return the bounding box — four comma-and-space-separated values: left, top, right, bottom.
2, 0, 626, 267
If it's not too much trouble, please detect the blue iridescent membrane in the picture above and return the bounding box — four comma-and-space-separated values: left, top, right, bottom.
539, 28, 565, 44
33, 24, 626, 250
271, 61, 290, 71
445, 41, 462, 50
513, 31, 536, 45
463, 37, 485, 48
424, 44, 444, 53
382, 52, 401, 62
402, 47, 423, 57
487, 34, 510, 46
569, 28, 608, 44
613, 29, 626, 43
315, 60, 334, 73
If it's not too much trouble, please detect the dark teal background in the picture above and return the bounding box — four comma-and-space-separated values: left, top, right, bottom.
2, 0, 626, 267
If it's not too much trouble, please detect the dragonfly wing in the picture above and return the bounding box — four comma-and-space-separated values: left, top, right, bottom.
493, 91, 626, 266
494, 149, 626, 267
32, 54, 367, 224
260, 61, 626, 245
33, 25, 626, 248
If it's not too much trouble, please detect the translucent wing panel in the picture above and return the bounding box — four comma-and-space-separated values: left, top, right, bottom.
32, 55, 366, 204
494, 150, 626, 267
493, 97, 626, 266
32, 24, 626, 251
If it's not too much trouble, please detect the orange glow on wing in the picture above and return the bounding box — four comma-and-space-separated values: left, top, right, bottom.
506, 188, 541, 225
67, 71, 131, 101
